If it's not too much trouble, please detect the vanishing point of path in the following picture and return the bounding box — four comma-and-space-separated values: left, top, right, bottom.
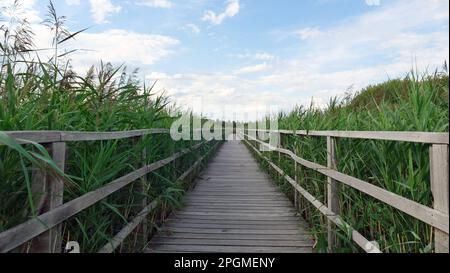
146, 140, 314, 253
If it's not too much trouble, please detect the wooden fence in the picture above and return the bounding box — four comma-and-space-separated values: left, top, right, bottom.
0, 129, 221, 253
240, 129, 449, 253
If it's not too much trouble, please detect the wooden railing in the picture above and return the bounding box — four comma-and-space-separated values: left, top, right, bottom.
240, 129, 449, 253
0, 129, 221, 253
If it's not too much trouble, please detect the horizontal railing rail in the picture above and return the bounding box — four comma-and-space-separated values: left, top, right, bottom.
0, 129, 221, 253
245, 129, 450, 144
240, 129, 449, 253
1, 129, 170, 144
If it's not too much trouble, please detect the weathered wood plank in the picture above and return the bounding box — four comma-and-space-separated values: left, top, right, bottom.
147, 244, 312, 253
247, 129, 449, 144
1, 129, 169, 145
165, 219, 301, 225
163, 223, 304, 230
430, 144, 449, 253
154, 233, 309, 241
150, 238, 312, 247
157, 227, 305, 235
98, 200, 158, 253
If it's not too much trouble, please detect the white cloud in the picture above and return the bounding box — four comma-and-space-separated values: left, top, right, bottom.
1, 0, 41, 23
296, 27, 322, 40
237, 52, 275, 61
65, 0, 81, 6
31, 26, 179, 73
135, 0, 173, 8
89, 0, 122, 24
150, 0, 449, 120
202, 0, 240, 25
69, 29, 179, 69
185, 23, 201, 34
365, 0, 381, 6
233, 63, 269, 74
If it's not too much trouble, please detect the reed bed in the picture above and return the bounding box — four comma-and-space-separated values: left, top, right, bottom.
247, 71, 449, 252
0, 1, 221, 252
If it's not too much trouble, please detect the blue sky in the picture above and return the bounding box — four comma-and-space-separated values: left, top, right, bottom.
3, 0, 449, 120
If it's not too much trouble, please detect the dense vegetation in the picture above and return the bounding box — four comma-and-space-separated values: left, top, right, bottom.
248, 71, 449, 252
0, 1, 219, 252
1, 1, 448, 253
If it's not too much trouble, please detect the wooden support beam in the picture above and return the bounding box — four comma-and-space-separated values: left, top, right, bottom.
294, 161, 298, 210
327, 136, 339, 252
136, 136, 148, 251
29, 142, 66, 253
430, 144, 449, 253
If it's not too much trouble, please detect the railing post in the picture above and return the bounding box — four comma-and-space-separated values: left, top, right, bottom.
130, 136, 148, 251
430, 144, 449, 253
222, 121, 226, 141
29, 142, 66, 253
294, 160, 298, 209
327, 136, 339, 252
244, 123, 248, 141
278, 132, 282, 181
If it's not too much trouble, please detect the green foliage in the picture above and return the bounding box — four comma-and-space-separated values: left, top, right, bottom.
252, 70, 448, 253
0, 1, 218, 253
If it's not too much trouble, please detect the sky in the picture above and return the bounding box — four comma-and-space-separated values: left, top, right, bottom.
2, 0, 449, 120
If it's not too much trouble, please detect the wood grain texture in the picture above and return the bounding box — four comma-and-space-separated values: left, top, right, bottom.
247, 129, 449, 144
146, 140, 314, 253
2, 129, 169, 144
430, 144, 449, 253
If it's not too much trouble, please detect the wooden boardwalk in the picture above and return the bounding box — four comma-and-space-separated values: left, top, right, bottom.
146, 140, 314, 253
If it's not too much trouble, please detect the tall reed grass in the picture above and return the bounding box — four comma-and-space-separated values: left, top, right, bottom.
0, 1, 218, 252
250, 70, 448, 252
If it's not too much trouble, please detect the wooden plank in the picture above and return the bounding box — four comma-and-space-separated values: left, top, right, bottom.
163, 223, 304, 230
2, 129, 170, 144
98, 200, 158, 253
146, 244, 312, 253
3, 131, 61, 144
179, 209, 297, 215
185, 201, 292, 207
157, 227, 304, 235
183, 206, 296, 211
182, 197, 289, 202
165, 219, 301, 225
0, 141, 208, 253
154, 233, 310, 241
171, 214, 300, 221
430, 144, 449, 253
150, 238, 312, 247
247, 129, 449, 144
185, 201, 292, 206
61, 129, 169, 141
